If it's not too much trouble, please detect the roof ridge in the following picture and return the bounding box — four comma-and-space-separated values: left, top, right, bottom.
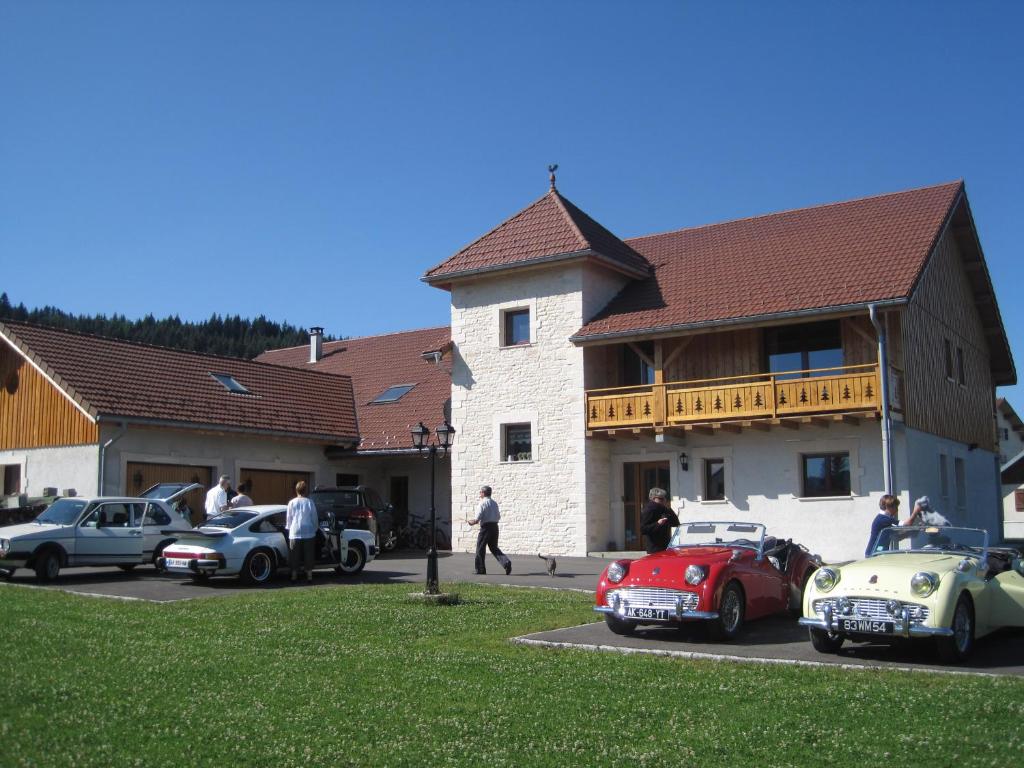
549, 189, 591, 252
0, 320, 354, 383
625, 180, 964, 245
262, 324, 451, 355
424, 190, 555, 276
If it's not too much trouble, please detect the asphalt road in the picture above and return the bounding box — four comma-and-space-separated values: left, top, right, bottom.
515, 615, 1024, 677
0, 550, 606, 602
5, 551, 1022, 676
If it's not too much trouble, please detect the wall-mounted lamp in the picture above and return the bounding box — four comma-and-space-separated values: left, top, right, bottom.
679, 452, 689, 472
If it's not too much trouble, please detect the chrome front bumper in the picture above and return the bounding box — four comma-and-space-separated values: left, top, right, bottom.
799, 604, 953, 638
593, 605, 720, 621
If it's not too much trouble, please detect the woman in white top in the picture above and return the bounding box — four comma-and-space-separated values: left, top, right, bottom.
286, 480, 319, 583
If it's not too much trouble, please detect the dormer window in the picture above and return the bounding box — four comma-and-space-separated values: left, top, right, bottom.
210, 373, 250, 394
502, 308, 530, 347
371, 384, 415, 404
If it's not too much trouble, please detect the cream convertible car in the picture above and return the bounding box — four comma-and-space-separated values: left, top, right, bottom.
800, 526, 1024, 662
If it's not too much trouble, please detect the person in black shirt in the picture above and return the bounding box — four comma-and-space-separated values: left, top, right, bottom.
639, 487, 681, 553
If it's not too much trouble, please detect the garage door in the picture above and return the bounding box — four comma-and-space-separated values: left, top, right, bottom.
239, 468, 313, 505
125, 462, 213, 526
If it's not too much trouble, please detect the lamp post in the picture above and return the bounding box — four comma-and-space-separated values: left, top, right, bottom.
411, 419, 455, 595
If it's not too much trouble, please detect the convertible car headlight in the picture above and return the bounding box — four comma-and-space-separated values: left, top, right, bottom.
607, 561, 628, 584
814, 567, 839, 592
684, 564, 707, 586
910, 571, 938, 597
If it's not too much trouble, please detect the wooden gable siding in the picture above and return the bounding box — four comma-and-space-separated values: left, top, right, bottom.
901, 228, 996, 450
0, 345, 98, 450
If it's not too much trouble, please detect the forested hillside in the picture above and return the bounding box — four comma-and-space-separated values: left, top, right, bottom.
0, 293, 334, 359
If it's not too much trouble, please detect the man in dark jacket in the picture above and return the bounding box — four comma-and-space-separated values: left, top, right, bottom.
640, 487, 681, 553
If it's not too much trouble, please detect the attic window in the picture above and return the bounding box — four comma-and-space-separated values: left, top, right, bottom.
371, 384, 415, 404
210, 373, 251, 394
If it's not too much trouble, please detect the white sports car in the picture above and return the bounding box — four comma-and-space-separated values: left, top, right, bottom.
158, 504, 377, 585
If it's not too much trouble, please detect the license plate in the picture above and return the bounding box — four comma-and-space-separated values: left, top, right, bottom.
624, 607, 670, 621
838, 618, 894, 634
165, 558, 191, 569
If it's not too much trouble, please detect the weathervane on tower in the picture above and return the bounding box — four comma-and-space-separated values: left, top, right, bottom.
548, 163, 558, 190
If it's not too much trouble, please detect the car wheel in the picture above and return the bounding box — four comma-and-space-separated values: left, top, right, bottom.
937, 593, 974, 663
604, 613, 637, 636
152, 541, 173, 572
117, 564, 137, 572
712, 582, 745, 640
240, 549, 276, 586
808, 627, 844, 654
34, 549, 61, 582
336, 542, 366, 575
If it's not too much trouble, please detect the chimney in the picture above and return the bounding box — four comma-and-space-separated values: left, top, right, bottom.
309, 327, 324, 363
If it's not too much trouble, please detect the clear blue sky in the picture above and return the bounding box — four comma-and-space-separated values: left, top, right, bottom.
2, 2, 1021, 398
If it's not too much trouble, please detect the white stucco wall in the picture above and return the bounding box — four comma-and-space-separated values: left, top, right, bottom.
0, 445, 100, 497
1002, 485, 1024, 540
996, 406, 1024, 466
448, 262, 628, 556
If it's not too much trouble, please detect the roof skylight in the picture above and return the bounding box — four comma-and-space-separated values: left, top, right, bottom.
371, 384, 415, 404
211, 373, 251, 394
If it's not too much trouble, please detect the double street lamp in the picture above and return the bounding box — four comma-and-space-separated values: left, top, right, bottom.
410, 419, 455, 595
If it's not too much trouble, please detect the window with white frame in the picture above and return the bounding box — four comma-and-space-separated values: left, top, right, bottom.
501, 423, 532, 462
703, 458, 726, 501
801, 453, 851, 497
2, 464, 21, 496
501, 308, 530, 347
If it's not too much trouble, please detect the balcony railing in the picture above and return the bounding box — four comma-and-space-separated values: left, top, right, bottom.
586, 364, 897, 431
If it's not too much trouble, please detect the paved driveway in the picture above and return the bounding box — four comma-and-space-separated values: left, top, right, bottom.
0, 551, 606, 603
515, 615, 1024, 677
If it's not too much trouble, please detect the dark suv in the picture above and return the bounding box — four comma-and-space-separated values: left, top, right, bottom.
310, 486, 395, 551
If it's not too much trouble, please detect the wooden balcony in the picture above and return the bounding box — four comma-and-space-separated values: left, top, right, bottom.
586, 364, 898, 434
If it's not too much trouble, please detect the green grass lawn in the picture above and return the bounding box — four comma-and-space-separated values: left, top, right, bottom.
2, 583, 1022, 768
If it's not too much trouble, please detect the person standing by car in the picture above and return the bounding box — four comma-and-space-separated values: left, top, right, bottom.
640, 488, 680, 554
286, 480, 318, 584
204, 475, 231, 522
229, 481, 253, 509
468, 485, 511, 575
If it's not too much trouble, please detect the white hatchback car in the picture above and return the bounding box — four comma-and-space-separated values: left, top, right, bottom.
158, 504, 377, 585
0, 484, 199, 581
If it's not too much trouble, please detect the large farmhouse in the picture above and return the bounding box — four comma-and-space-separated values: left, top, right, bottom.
423, 179, 1013, 561
0, 179, 1015, 561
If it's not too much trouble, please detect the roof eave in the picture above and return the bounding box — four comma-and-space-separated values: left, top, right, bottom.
421, 248, 649, 289
569, 299, 909, 345
95, 414, 359, 447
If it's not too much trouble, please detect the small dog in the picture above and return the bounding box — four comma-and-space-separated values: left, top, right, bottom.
537, 554, 557, 577
920, 510, 951, 526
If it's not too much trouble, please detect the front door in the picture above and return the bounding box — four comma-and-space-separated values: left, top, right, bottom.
389, 476, 409, 528
74, 502, 145, 565
623, 461, 671, 550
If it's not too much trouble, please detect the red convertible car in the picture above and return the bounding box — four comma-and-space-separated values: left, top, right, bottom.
595, 521, 821, 639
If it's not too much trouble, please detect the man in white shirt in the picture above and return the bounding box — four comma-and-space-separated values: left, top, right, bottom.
468, 485, 511, 576
204, 475, 230, 521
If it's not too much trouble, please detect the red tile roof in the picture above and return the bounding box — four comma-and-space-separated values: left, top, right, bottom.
574, 181, 964, 339
423, 188, 649, 285
256, 326, 452, 452
0, 321, 359, 444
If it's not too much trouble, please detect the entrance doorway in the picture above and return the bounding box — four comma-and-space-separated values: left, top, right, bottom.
623, 461, 671, 550
389, 476, 409, 528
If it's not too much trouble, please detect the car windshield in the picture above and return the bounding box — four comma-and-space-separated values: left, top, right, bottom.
669, 522, 765, 550
311, 490, 361, 512
870, 526, 988, 556
200, 511, 258, 529
35, 498, 90, 525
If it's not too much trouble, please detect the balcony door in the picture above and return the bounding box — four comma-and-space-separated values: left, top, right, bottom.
623, 461, 671, 551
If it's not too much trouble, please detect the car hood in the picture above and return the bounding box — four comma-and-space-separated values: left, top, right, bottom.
0, 522, 68, 540
617, 546, 742, 586
831, 553, 965, 595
